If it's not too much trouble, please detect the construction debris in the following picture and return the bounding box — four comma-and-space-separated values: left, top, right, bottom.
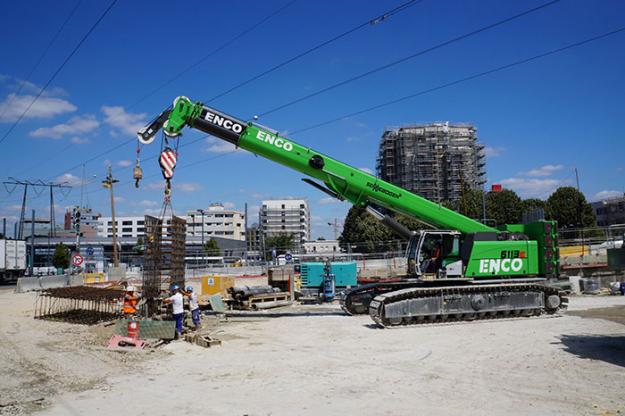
106, 335, 146, 350
34, 286, 124, 325
228, 285, 292, 310
184, 332, 221, 348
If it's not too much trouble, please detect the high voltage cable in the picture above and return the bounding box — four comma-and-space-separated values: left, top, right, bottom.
0, 0, 82, 122
128, 0, 298, 109
290, 26, 625, 135
206, 0, 424, 103
0, 0, 117, 146
258, 0, 562, 117
39, 1, 298, 183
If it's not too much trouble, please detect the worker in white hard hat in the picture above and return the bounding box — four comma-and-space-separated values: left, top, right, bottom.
122, 285, 139, 317
182, 286, 201, 330
163, 284, 184, 339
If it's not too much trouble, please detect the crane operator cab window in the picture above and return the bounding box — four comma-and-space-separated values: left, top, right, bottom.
407, 232, 462, 279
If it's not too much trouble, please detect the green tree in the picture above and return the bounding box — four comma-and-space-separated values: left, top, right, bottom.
546, 186, 596, 230
203, 238, 220, 256
264, 233, 295, 257
339, 206, 392, 253
133, 236, 145, 255
522, 198, 545, 214
486, 189, 523, 226
338, 206, 425, 253
52, 243, 70, 269
444, 184, 484, 220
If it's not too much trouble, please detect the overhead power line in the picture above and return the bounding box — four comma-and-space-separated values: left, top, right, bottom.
258, 0, 562, 117
38, 1, 298, 183
0, 0, 118, 146
207, 0, 424, 103
128, 0, 299, 109
0, 0, 82, 122
291, 26, 625, 135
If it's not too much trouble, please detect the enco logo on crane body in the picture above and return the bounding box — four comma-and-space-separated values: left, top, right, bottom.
203, 111, 244, 135
478, 258, 524, 274
256, 131, 293, 152
479, 249, 526, 274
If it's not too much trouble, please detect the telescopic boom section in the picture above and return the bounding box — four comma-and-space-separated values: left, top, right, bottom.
138, 96, 496, 234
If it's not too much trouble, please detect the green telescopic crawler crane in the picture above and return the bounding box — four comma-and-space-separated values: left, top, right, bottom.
138, 96, 567, 327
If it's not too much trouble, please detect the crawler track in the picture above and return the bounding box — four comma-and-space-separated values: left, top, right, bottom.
368, 283, 568, 327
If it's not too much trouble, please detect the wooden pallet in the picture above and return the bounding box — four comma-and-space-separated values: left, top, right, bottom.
244, 292, 291, 310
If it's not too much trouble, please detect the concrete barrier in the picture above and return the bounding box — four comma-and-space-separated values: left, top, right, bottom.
15, 274, 84, 293
15, 277, 41, 293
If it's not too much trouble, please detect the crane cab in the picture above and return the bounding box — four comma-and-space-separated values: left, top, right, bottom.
407, 230, 463, 278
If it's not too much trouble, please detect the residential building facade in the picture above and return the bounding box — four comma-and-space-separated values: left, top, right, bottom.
186, 203, 245, 241
260, 199, 311, 250
592, 194, 625, 227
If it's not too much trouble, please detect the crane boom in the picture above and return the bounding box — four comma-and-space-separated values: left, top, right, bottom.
138, 96, 496, 235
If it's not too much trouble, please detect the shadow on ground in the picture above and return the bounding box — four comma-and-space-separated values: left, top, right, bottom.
559, 334, 625, 368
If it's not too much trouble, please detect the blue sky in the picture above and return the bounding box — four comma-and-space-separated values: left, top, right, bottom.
0, 0, 624, 239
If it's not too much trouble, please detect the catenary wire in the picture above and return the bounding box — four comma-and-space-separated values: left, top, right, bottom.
0, 0, 83, 122
0, 0, 118, 146
206, 0, 424, 103
258, 0, 562, 117
290, 26, 625, 135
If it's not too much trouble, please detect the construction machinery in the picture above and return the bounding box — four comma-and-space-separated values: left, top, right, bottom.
137, 96, 567, 327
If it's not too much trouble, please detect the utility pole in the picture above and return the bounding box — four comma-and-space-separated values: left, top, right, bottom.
575, 167, 585, 257
30, 209, 35, 276
102, 166, 119, 267
198, 208, 205, 266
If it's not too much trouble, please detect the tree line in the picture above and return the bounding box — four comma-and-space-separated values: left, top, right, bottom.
340, 186, 597, 253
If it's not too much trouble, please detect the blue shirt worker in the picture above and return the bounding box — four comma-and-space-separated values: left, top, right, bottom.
184, 286, 201, 330
164, 285, 184, 339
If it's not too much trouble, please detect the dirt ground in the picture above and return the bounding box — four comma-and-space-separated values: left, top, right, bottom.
1, 287, 624, 416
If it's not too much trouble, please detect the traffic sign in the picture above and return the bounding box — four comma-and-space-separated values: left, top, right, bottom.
86, 246, 94, 256
71, 253, 84, 267
285, 252, 293, 262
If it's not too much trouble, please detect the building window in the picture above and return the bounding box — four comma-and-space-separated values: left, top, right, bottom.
281, 204, 285, 209
122, 221, 132, 226
122, 227, 132, 233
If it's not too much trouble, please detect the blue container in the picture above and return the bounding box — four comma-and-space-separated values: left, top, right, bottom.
300, 262, 357, 288
323, 274, 336, 301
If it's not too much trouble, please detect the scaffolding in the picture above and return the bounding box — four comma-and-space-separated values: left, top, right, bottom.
376, 122, 486, 203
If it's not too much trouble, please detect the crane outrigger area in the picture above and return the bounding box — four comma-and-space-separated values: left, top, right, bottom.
137, 96, 567, 327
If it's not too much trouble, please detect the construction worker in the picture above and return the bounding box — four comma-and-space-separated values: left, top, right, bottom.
183, 286, 201, 330
122, 285, 139, 317
163, 284, 184, 339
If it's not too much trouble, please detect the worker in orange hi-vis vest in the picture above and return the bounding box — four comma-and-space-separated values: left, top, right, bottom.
122, 286, 139, 317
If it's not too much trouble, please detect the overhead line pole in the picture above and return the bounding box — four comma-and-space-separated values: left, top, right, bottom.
102, 166, 119, 267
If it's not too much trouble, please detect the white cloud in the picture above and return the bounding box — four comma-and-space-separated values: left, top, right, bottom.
247, 205, 260, 222
346, 136, 360, 143
205, 136, 239, 153
222, 202, 235, 209
138, 200, 158, 207
523, 164, 564, 177
70, 136, 90, 144
143, 181, 165, 191
114, 196, 125, 204
174, 182, 201, 192
101, 106, 147, 137
484, 146, 504, 157
593, 190, 622, 201
29, 115, 99, 139
0, 74, 66, 97
117, 159, 133, 168
359, 167, 373, 174
0, 93, 76, 122
499, 177, 563, 198
55, 173, 83, 187
319, 197, 339, 205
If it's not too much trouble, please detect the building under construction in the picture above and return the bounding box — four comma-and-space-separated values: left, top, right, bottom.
376, 123, 486, 204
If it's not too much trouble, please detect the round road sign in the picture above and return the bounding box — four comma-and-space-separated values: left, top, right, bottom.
86, 246, 94, 256
71, 253, 84, 267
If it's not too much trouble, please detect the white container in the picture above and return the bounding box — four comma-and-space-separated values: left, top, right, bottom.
568, 276, 582, 295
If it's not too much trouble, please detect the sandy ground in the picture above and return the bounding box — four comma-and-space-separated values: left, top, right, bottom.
1, 287, 625, 416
